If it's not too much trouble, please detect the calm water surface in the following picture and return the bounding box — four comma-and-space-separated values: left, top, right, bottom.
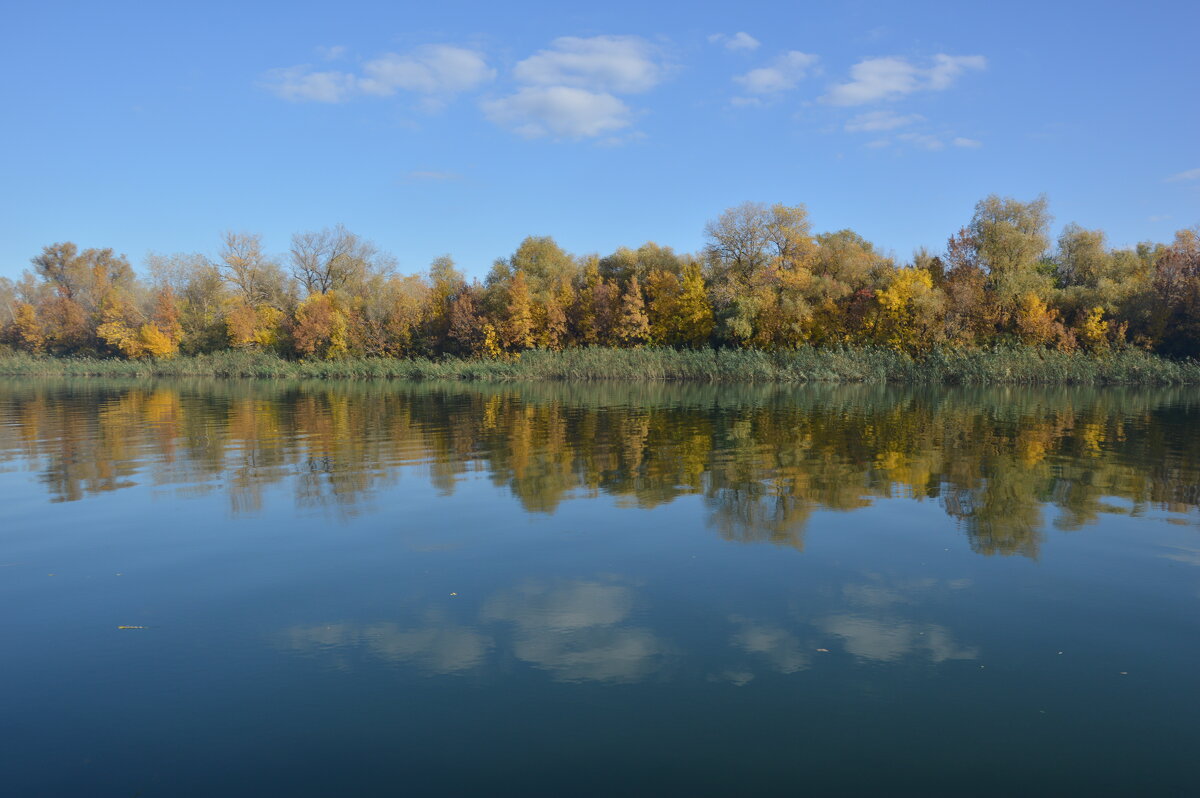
1, 379, 1197, 796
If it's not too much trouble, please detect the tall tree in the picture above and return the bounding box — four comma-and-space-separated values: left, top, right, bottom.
614, 277, 650, 346
290, 224, 389, 295
502, 270, 535, 351
218, 232, 288, 306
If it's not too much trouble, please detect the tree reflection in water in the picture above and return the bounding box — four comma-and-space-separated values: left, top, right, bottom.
1, 379, 1197, 558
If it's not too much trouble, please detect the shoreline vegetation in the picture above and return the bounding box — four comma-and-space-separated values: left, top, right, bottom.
1, 346, 1197, 384
2, 196, 1198, 381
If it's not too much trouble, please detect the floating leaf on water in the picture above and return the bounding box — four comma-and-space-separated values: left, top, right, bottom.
117, 625, 146, 630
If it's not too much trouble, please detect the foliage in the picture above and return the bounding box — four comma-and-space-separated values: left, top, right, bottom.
2, 199, 1198, 367
1, 345, 1197, 386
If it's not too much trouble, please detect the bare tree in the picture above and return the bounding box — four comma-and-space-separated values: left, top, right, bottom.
290, 224, 388, 295
0, 276, 16, 326
218, 232, 277, 305
704, 202, 770, 281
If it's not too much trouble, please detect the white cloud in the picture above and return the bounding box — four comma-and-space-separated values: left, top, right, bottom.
898, 132, 946, 150
359, 45, 495, 96
952, 136, 983, 148
1165, 167, 1200, 183
709, 32, 761, 51
482, 86, 632, 139
512, 35, 665, 94
823, 54, 985, 106
845, 110, 924, 132
486, 35, 665, 140
260, 66, 358, 103
733, 50, 819, 94
261, 44, 494, 104
927, 54, 987, 89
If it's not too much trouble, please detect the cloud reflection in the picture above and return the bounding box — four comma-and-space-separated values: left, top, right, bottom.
281, 575, 982, 683
283, 616, 490, 674
728, 616, 811, 674
483, 579, 668, 683
818, 615, 978, 663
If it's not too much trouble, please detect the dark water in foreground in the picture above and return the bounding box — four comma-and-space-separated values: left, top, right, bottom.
1, 379, 1198, 797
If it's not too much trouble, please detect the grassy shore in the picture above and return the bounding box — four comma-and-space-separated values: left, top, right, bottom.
0, 346, 1197, 384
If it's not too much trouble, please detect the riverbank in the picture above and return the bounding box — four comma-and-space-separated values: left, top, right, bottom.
1, 346, 1198, 384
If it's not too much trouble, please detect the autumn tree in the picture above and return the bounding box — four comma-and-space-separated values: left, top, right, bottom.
227, 304, 285, 350
967, 194, 1056, 330
146, 252, 229, 353
447, 283, 500, 357
600, 242, 684, 287
1013, 291, 1071, 349
614, 277, 650, 346
806, 229, 890, 344
7, 302, 45, 352
419, 255, 466, 353
536, 283, 571, 350
644, 262, 714, 347
570, 258, 619, 347
705, 202, 816, 346
31, 242, 136, 313
502, 270, 535, 352
941, 227, 993, 346
291, 293, 349, 359
504, 236, 578, 300
96, 290, 147, 358
353, 274, 430, 357
874, 267, 947, 354
1147, 227, 1200, 355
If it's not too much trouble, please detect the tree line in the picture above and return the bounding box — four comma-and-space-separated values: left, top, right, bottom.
2, 196, 1198, 360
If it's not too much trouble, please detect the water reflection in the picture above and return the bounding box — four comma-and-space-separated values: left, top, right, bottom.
1, 379, 1197, 558
727, 616, 812, 675
279, 574, 983, 684
283, 616, 492, 674
283, 577, 667, 683
483, 579, 667, 683
820, 578, 978, 663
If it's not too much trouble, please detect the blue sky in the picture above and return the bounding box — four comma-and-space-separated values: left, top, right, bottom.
2, 0, 1197, 281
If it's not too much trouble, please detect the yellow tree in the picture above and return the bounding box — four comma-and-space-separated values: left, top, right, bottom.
875, 268, 946, 354
1076, 306, 1110, 352
536, 283, 572, 350
10, 302, 45, 353
643, 269, 681, 345
614, 277, 650, 346
96, 294, 146, 358
1014, 291, 1069, 349
502, 270, 535, 352
675, 263, 715, 347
